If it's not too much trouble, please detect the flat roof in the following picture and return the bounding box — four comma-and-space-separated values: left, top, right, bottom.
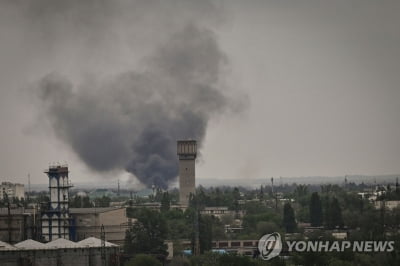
70, 207, 125, 214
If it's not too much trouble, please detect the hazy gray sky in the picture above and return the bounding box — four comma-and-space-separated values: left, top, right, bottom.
1, 0, 399, 186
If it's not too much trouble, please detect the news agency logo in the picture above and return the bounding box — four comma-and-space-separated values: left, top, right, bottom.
258, 232, 283, 260
258, 232, 395, 260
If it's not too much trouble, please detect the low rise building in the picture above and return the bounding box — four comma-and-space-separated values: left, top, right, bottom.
0, 237, 119, 266
181, 239, 260, 256
375, 200, 400, 210
70, 207, 130, 245
0, 182, 25, 200
0, 208, 36, 244
200, 206, 245, 219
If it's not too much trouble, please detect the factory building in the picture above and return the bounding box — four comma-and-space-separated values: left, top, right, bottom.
70, 207, 130, 245
0, 208, 36, 244
177, 140, 197, 206
0, 205, 129, 247
0, 237, 120, 266
0, 182, 24, 200
41, 164, 73, 242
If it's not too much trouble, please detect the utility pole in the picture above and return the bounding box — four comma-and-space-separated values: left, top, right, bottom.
193, 194, 200, 256
380, 200, 386, 238
271, 177, 274, 195
152, 184, 156, 201
117, 179, 120, 197
271, 177, 277, 210
5, 193, 12, 243
101, 224, 106, 266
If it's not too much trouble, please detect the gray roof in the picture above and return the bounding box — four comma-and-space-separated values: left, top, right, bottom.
0, 240, 18, 250
1, 237, 120, 251
70, 207, 124, 214
15, 239, 46, 249
45, 238, 80, 249
78, 237, 117, 247
0, 207, 35, 215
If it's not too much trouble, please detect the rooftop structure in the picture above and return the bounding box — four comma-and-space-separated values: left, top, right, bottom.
0, 237, 120, 266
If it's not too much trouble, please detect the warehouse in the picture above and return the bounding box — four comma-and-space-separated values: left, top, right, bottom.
0, 237, 119, 266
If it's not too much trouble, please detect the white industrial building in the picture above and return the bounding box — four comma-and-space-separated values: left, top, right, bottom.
0, 237, 119, 266
0, 182, 25, 200
41, 164, 73, 242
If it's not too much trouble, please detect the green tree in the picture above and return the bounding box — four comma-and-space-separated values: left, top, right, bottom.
190, 251, 220, 266
169, 256, 191, 266
310, 192, 323, 226
259, 186, 264, 200
165, 209, 191, 240
233, 187, 241, 201
219, 254, 259, 266
124, 208, 168, 257
294, 184, 308, 198
94, 195, 111, 207
124, 254, 162, 266
188, 194, 214, 254
199, 214, 213, 253
283, 203, 297, 233
160, 192, 170, 212
232, 187, 241, 214
70, 196, 93, 208
326, 198, 343, 229
256, 221, 279, 236
215, 188, 223, 206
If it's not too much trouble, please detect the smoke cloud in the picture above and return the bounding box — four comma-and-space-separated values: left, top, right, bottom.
32, 2, 243, 188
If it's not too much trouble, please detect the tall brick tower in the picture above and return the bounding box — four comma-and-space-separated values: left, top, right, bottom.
177, 140, 197, 206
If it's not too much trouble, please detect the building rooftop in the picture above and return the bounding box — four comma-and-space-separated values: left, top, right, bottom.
203, 207, 229, 211
0, 240, 18, 250
70, 207, 125, 214
0, 237, 120, 251
78, 237, 117, 247
0, 207, 35, 215
45, 238, 80, 249
15, 239, 47, 249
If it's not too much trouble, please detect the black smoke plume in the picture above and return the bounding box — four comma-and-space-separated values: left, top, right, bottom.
37, 24, 241, 188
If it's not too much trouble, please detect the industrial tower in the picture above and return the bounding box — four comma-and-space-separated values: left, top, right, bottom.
41, 164, 73, 242
177, 140, 197, 206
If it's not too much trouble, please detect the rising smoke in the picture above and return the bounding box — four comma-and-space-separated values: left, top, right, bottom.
32, 1, 243, 188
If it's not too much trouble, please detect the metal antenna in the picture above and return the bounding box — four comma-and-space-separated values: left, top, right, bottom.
271, 177, 274, 195
28, 173, 31, 201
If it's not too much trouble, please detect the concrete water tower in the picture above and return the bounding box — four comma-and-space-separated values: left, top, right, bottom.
177, 140, 197, 206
